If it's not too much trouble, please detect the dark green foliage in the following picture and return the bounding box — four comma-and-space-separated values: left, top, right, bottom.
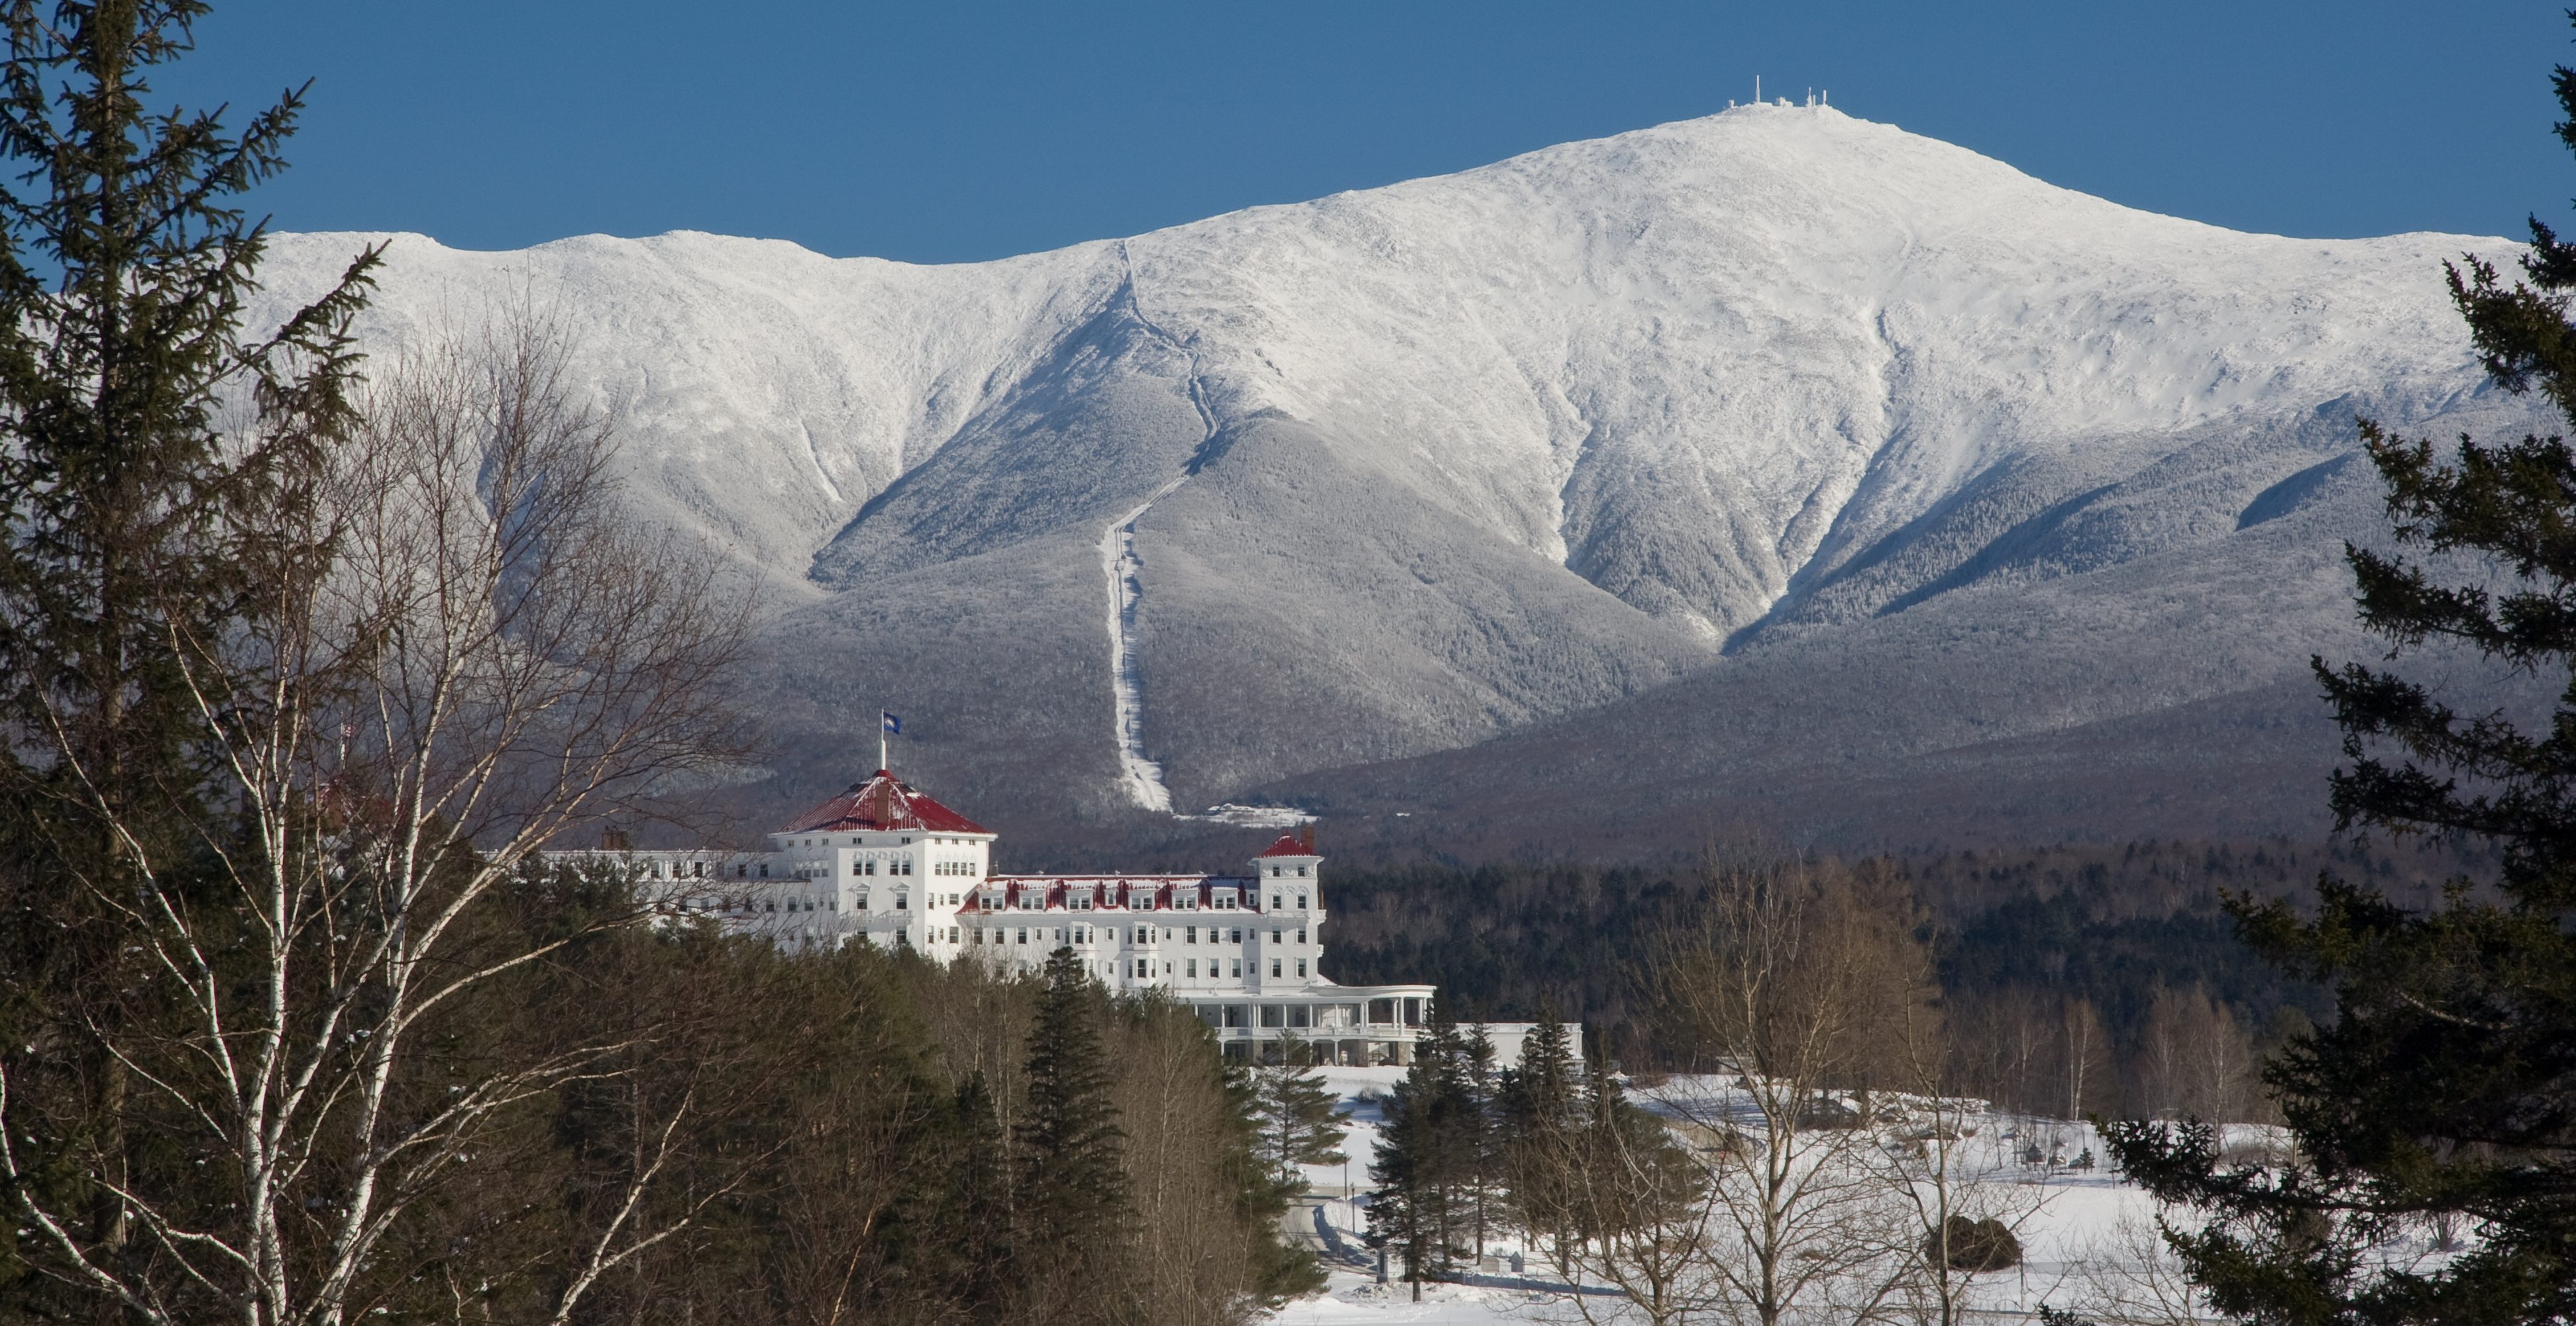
1016, 946, 1130, 1241
1012, 946, 1137, 1322
1366, 1000, 1493, 1295
0, 3, 374, 1317
945, 1072, 1016, 1319
2106, 26, 2576, 1325
1250, 1045, 1348, 1190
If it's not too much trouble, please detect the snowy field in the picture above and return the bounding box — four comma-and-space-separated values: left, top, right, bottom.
1271, 1068, 2214, 1326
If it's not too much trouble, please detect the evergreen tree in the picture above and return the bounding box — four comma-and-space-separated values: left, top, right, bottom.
1251, 1037, 1348, 1190
948, 1070, 1016, 1321
0, 4, 374, 1318
1012, 947, 1135, 1322
2106, 26, 2576, 1325
1500, 1000, 1583, 1259
1459, 1021, 1501, 1261
1367, 999, 1489, 1297
1366, 1058, 1438, 1300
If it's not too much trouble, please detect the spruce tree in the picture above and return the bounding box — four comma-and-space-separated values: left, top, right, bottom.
1012, 947, 1134, 1321
1251, 1037, 1348, 1190
0, 4, 373, 1317
1366, 1060, 1438, 1300
947, 1071, 1016, 1321
1460, 1021, 1501, 1262
1500, 1000, 1582, 1260
2106, 25, 2576, 1325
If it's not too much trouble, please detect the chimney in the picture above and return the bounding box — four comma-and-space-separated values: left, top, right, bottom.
1299, 823, 1316, 854
600, 825, 631, 852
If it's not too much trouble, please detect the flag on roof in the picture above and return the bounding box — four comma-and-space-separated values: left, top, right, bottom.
882, 711, 901, 735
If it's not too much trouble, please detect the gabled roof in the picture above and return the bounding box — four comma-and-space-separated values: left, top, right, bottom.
779, 770, 992, 836
1258, 833, 1316, 858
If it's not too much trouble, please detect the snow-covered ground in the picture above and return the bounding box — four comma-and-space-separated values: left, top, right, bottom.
1274, 1068, 2212, 1326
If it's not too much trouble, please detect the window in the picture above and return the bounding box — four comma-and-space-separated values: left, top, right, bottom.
1016, 929, 1028, 945
1134, 958, 1148, 978
1297, 866, 1308, 878
1271, 929, 1282, 944
1133, 925, 1149, 944
1403, 998, 1422, 1027
1229, 927, 1242, 944
1297, 927, 1307, 945
896, 893, 908, 910
1186, 959, 1198, 978
692, 862, 704, 878
1297, 958, 1307, 978
1369, 998, 1395, 1025
760, 864, 770, 878
1291, 1004, 1311, 1028
1230, 958, 1242, 978
947, 926, 959, 943
1271, 894, 1282, 909
1297, 892, 1309, 908
855, 892, 869, 909
1270, 958, 1281, 978
1186, 926, 1197, 944
1260, 1005, 1283, 1028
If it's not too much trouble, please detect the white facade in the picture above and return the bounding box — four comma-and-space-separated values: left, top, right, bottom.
576, 769, 1574, 1066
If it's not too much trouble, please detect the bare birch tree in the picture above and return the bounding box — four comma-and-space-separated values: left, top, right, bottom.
1648, 858, 1923, 1326
1871, 997, 2052, 1326
0, 309, 754, 1326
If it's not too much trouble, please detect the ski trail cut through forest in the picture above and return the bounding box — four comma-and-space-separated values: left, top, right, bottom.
1100, 475, 1189, 813
1099, 240, 1224, 816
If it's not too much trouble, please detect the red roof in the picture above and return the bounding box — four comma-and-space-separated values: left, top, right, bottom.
1258, 833, 1316, 858
780, 770, 992, 836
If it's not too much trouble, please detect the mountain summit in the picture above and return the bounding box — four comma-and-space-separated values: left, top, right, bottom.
258, 106, 2522, 852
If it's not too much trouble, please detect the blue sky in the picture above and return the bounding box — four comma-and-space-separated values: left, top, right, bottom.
168, 1, 2570, 264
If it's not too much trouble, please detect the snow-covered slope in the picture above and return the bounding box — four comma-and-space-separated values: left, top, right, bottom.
256, 103, 2515, 842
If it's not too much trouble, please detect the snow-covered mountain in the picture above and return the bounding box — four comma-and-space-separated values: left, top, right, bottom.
258, 103, 2526, 851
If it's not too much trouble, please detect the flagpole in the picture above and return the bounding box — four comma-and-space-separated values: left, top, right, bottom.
879, 709, 888, 774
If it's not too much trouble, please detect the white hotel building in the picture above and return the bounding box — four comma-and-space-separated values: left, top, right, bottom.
594, 768, 1571, 1066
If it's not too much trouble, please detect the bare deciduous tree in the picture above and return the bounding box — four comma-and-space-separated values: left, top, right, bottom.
0, 309, 754, 1326
1646, 858, 1926, 1326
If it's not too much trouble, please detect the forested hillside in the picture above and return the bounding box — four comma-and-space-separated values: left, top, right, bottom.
1321, 837, 2465, 1119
